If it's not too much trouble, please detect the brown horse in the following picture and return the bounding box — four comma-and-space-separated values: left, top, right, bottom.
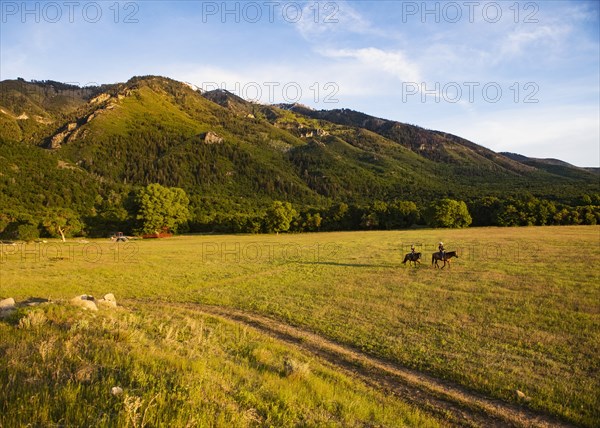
402, 252, 421, 267
432, 251, 458, 269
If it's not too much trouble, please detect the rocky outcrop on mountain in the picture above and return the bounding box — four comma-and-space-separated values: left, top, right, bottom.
202, 131, 224, 144
91, 93, 111, 104
300, 128, 329, 138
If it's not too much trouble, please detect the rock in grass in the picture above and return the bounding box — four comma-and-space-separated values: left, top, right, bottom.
0, 298, 16, 318
103, 293, 116, 303
98, 293, 117, 309
0, 297, 16, 310
111, 386, 123, 396
70, 295, 98, 311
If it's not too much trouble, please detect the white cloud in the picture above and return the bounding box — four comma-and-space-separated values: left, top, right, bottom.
320, 47, 422, 83
435, 105, 600, 167
498, 24, 571, 59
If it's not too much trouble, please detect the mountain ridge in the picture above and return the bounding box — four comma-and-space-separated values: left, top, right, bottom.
501, 151, 599, 175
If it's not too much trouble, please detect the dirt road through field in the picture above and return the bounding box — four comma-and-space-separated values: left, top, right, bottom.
161, 302, 574, 428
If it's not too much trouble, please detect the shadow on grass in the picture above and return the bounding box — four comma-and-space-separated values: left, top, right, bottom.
297, 261, 399, 269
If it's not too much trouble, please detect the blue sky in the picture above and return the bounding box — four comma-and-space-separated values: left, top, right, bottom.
1, 0, 599, 166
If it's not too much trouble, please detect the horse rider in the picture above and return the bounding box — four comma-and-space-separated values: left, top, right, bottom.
438, 242, 445, 259
409, 244, 416, 261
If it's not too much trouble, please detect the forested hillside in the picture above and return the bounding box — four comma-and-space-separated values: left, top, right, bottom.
1, 76, 598, 238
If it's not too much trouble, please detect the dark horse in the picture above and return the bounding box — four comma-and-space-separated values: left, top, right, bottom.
432, 251, 458, 269
402, 252, 422, 267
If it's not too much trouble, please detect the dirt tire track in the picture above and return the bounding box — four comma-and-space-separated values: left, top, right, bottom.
163, 302, 574, 428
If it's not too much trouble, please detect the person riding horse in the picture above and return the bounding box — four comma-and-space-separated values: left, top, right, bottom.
402, 244, 421, 266
432, 242, 458, 268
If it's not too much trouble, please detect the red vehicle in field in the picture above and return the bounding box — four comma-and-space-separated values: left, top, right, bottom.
142, 228, 173, 239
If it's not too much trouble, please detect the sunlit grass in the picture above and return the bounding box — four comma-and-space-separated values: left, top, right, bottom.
1, 226, 599, 426
0, 304, 437, 427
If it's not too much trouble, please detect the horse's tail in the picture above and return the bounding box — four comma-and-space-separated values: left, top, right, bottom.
432, 254, 435, 265
402, 255, 408, 264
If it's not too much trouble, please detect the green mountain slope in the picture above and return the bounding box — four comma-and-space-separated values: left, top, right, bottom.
0, 75, 597, 234
280, 104, 599, 197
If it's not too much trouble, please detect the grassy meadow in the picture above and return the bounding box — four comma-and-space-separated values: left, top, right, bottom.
1, 226, 599, 426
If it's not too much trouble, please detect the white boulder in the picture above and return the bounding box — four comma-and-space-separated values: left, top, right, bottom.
70, 295, 98, 311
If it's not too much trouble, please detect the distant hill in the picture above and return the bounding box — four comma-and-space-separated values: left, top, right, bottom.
1, 75, 598, 231
501, 152, 599, 181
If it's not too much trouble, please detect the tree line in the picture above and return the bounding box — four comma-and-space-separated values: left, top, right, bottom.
1, 183, 599, 241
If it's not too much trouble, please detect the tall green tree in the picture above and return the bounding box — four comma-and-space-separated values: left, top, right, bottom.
135, 183, 190, 234
42, 209, 84, 241
426, 199, 472, 228
264, 201, 297, 234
